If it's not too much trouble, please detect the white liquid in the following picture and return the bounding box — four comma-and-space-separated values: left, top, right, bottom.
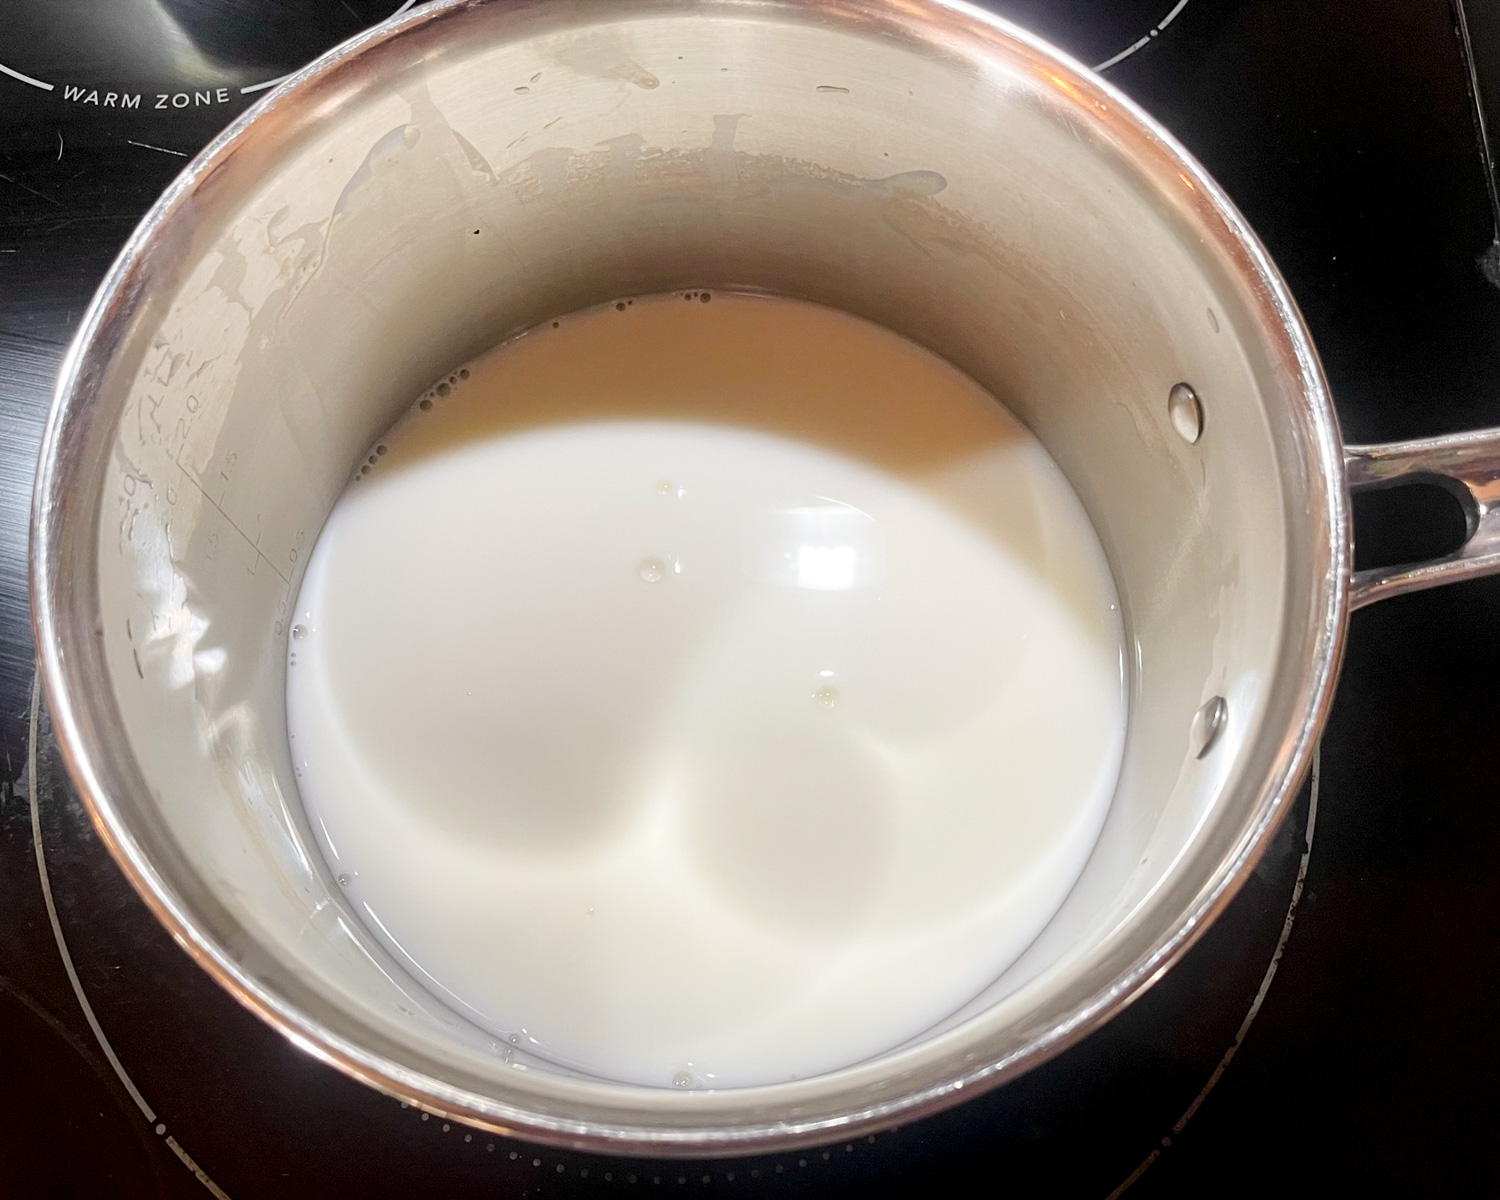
288, 293, 1125, 1088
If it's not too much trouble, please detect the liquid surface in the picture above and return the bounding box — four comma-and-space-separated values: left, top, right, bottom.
287, 293, 1126, 1088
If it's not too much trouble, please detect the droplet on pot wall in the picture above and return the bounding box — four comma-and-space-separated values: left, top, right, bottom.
1168, 382, 1203, 444
1191, 695, 1228, 758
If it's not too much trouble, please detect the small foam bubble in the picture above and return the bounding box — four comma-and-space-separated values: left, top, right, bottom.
291, 624, 307, 640
419, 398, 433, 411
814, 685, 839, 709
638, 557, 667, 584
435, 382, 451, 397
459, 368, 470, 379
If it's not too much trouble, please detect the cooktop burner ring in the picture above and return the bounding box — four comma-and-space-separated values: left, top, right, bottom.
25, 668, 1324, 1197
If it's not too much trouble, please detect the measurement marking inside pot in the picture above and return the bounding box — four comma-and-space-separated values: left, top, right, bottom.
28, 672, 236, 1199
171, 453, 289, 585
1105, 745, 1321, 1198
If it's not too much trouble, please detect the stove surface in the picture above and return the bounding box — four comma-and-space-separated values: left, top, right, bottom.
2, 2, 1498, 1197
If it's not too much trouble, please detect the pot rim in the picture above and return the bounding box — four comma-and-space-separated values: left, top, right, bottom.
29, 0, 1350, 1156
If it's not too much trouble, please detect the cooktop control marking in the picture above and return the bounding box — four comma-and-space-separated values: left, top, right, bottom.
0, 0, 421, 111
0, 61, 53, 90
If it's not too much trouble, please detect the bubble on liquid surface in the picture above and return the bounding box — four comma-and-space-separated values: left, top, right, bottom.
638, 556, 667, 583
814, 685, 840, 709
291, 624, 307, 640
671, 1071, 695, 1089
337, 873, 351, 887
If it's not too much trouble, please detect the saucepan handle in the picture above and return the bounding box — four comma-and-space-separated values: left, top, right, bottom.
1345, 427, 1500, 608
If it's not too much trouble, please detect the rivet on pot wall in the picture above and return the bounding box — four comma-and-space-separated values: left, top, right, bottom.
1168, 382, 1203, 444
1191, 695, 1228, 758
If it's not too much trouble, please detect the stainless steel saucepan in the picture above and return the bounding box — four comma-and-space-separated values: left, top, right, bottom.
30, 0, 1500, 1156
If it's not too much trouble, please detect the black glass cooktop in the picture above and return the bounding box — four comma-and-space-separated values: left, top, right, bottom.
3, 2, 1499, 1197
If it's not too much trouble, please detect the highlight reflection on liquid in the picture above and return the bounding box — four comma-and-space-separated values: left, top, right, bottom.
742, 499, 887, 591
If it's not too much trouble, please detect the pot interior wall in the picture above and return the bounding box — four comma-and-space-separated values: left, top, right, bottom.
67, 0, 1326, 1130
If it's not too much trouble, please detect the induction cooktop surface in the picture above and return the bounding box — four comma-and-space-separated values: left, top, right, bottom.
2, 3, 1498, 1197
